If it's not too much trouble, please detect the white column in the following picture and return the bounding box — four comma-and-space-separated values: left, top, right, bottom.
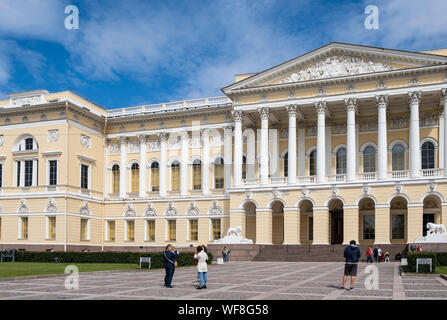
297, 121, 305, 177
138, 135, 147, 198
259, 107, 270, 185
439, 109, 445, 170
118, 136, 127, 199
224, 126, 233, 191
158, 133, 168, 198
315, 101, 327, 183
104, 140, 109, 197
409, 91, 422, 178
287, 105, 297, 184
442, 89, 447, 176
202, 129, 210, 195
246, 128, 256, 179
345, 98, 357, 182
232, 110, 243, 186
32, 159, 38, 186
20, 160, 25, 187
180, 130, 189, 197
377, 95, 388, 180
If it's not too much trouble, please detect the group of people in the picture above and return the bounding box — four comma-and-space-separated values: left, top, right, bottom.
365, 246, 391, 263
162, 244, 232, 289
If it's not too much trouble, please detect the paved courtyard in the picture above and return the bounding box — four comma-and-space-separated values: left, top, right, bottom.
0, 262, 446, 300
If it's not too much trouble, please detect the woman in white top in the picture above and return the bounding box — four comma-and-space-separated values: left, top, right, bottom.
194, 245, 208, 289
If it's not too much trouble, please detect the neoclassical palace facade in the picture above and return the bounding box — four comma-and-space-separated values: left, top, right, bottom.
1, 42, 447, 251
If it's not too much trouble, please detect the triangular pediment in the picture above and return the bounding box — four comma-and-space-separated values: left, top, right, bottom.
222, 42, 447, 93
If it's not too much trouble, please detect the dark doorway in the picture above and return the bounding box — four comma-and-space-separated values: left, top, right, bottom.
331, 210, 344, 244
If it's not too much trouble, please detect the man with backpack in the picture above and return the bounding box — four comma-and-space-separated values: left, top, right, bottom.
340, 240, 361, 291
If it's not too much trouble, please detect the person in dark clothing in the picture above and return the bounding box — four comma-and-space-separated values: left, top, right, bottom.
163, 244, 179, 288
341, 240, 361, 291
373, 247, 379, 263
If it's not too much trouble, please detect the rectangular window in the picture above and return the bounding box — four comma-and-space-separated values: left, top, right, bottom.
391, 214, 405, 240
151, 167, 159, 192
127, 220, 135, 241
81, 164, 89, 189
171, 165, 180, 191
362, 215, 375, 240
108, 221, 115, 241
49, 160, 57, 186
212, 219, 221, 240
24, 160, 33, 187
25, 138, 34, 150
308, 216, 313, 241
168, 220, 176, 241
21, 217, 28, 239
189, 219, 198, 241
214, 163, 224, 189
48, 217, 56, 240
147, 220, 155, 241
193, 164, 201, 190
80, 218, 89, 240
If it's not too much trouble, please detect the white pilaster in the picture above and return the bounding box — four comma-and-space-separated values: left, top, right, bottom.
259, 107, 270, 185
232, 110, 243, 186
202, 129, 210, 195
315, 101, 327, 183
32, 159, 38, 186
286, 105, 297, 184
345, 98, 357, 182
224, 126, 233, 191
377, 95, 388, 180
138, 135, 147, 198
442, 89, 447, 176
409, 91, 421, 178
158, 133, 168, 198
20, 160, 25, 187
118, 136, 127, 199
180, 130, 189, 197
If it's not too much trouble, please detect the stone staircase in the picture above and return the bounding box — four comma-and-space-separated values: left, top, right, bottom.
207, 244, 409, 262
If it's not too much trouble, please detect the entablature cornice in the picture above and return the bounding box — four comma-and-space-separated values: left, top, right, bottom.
233, 82, 447, 112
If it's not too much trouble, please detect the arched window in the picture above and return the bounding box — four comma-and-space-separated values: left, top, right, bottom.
151, 162, 159, 192
112, 164, 120, 195
392, 144, 405, 171
309, 150, 317, 176
171, 161, 180, 191
242, 156, 247, 180
336, 148, 347, 174
131, 163, 139, 193
284, 152, 288, 177
214, 158, 224, 189
363, 146, 376, 173
421, 141, 435, 169
192, 159, 201, 190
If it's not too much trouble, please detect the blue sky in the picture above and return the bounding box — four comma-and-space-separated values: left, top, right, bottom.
0, 0, 446, 109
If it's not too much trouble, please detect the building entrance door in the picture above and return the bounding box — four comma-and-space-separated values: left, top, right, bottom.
331, 210, 344, 244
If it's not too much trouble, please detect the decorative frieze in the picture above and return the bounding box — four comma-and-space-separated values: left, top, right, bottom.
360, 119, 378, 132
128, 141, 140, 153
209, 200, 223, 215
332, 121, 347, 135
389, 116, 408, 129
186, 201, 200, 216
420, 112, 437, 128
109, 143, 120, 154
144, 202, 157, 216
165, 201, 177, 216
307, 123, 317, 137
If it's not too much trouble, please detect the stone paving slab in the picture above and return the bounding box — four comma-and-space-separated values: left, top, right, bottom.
0, 261, 446, 300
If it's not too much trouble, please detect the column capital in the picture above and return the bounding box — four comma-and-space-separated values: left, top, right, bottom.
157, 132, 168, 142
286, 104, 298, 117
118, 136, 128, 145
232, 110, 244, 122
344, 98, 357, 112
408, 91, 422, 105
223, 126, 233, 134
376, 94, 389, 110
179, 129, 190, 142
258, 107, 270, 120
137, 134, 147, 144
314, 101, 327, 114
441, 88, 447, 100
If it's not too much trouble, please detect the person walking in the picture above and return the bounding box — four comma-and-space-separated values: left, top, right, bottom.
417, 245, 423, 252
373, 246, 379, 263
340, 240, 361, 291
222, 246, 231, 262
194, 245, 209, 290
377, 247, 382, 263
366, 246, 373, 264
163, 244, 179, 288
